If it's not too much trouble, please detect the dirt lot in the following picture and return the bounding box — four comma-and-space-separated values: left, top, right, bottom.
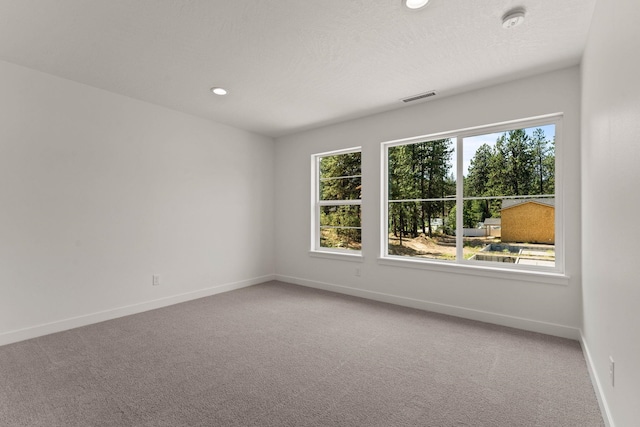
388, 233, 495, 260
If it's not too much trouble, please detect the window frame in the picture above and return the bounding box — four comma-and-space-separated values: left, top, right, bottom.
311, 147, 363, 259
380, 114, 566, 279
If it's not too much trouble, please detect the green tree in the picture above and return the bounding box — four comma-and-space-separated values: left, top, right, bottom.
465, 143, 493, 221
529, 129, 555, 195
491, 129, 534, 197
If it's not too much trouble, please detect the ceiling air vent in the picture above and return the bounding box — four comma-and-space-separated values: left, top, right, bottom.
402, 90, 437, 103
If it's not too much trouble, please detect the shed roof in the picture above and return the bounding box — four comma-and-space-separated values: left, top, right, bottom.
501, 198, 555, 210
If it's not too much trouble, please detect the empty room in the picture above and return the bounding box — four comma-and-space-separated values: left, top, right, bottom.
0, 0, 638, 426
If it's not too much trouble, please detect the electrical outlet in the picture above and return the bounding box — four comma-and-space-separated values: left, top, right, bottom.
609, 356, 615, 387
152, 275, 161, 286
355, 268, 361, 277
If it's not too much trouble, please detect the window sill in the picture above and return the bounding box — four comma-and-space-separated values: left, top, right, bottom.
309, 250, 364, 262
377, 256, 569, 286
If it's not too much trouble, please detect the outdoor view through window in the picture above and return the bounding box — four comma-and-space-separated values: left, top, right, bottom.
317, 150, 362, 251
387, 124, 556, 268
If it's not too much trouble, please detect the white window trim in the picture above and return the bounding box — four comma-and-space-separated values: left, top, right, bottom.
380, 113, 566, 281
311, 146, 363, 258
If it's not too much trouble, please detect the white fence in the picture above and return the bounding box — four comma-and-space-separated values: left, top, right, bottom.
463, 227, 501, 237
463, 228, 486, 237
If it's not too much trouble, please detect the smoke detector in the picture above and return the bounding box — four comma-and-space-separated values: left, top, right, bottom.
502, 9, 525, 29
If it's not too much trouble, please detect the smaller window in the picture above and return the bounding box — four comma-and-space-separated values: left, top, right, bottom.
311, 148, 362, 254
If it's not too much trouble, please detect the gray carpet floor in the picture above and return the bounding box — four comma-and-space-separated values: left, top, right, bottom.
0, 281, 603, 426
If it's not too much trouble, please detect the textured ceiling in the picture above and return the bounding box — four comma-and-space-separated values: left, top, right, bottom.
0, 0, 596, 137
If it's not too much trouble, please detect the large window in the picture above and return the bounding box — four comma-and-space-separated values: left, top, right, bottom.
312, 148, 362, 254
383, 115, 562, 273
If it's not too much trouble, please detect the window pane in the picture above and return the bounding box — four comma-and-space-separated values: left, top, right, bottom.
319, 152, 361, 201
320, 228, 362, 250
387, 138, 455, 261
320, 152, 361, 179
462, 125, 556, 267
320, 177, 361, 200
388, 139, 455, 201
320, 205, 361, 228
387, 201, 455, 260
320, 205, 361, 251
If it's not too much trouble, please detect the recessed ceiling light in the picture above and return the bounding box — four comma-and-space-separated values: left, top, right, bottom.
502, 9, 525, 29
404, 0, 430, 10
210, 87, 228, 96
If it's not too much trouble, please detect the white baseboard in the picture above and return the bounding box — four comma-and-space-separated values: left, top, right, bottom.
276, 274, 580, 340
580, 331, 615, 427
0, 274, 275, 347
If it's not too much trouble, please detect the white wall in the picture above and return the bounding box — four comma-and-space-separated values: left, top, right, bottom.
581, 0, 640, 424
275, 67, 582, 338
0, 60, 275, 344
